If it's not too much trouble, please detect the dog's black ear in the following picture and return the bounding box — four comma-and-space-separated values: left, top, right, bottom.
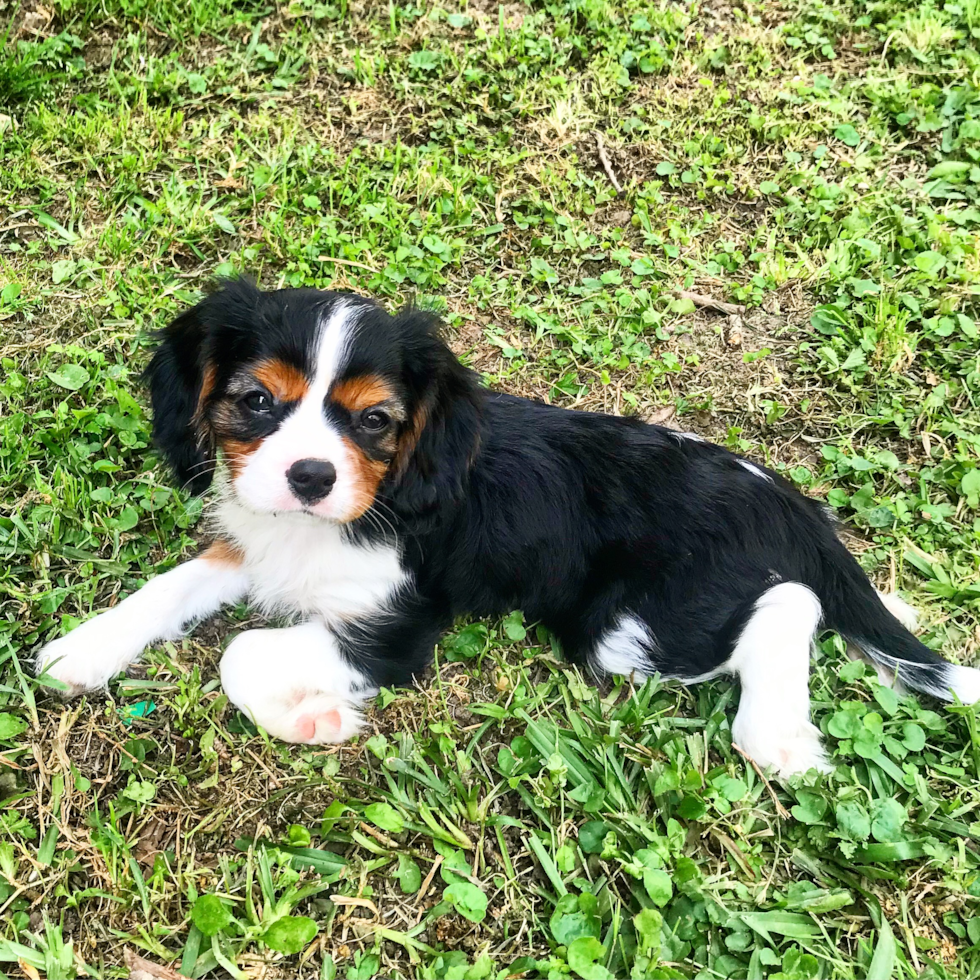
144, 301, 216, 494
388, 310, 482, 522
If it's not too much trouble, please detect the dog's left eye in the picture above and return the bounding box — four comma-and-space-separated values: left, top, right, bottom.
361, 410, 390, 431
243, 391, 273, 414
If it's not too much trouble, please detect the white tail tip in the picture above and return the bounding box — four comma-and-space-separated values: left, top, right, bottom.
947, 664, 980, 704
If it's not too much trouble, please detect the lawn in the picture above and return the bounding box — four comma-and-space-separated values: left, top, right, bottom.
2, 0, 980, 976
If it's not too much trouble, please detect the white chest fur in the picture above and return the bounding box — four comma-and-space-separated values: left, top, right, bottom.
213, 498, 407, 625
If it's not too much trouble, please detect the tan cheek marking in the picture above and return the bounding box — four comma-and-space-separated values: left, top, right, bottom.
209, 399, 239, 435
394, 402, 429, 476
202, 539, 244, 566
196, 363, 216, 418
221, 437, 261, 479
331, 375, 396, 413
341, 437, 388, 520
190, 363, 217, 452
252, 359, 309, 402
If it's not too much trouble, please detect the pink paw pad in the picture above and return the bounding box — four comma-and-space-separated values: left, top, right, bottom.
293, 706, 344, 743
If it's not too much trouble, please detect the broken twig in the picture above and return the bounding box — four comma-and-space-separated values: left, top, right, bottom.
594, 132, 623, 193
316, 255, 380, 275
672, 289, 745, 316
416, 853, 444, 905
725, 315, 744, 348
124, 948, 192, 980
0, 221, 38, 237
733, 743, 791, 819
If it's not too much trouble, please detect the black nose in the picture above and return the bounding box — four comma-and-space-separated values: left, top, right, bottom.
287, 458, 337, 504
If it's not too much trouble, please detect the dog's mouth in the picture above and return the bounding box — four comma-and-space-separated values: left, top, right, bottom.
224, 489, 338, 524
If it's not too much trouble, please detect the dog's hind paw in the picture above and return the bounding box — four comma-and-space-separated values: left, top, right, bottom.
733, 717, 832, 781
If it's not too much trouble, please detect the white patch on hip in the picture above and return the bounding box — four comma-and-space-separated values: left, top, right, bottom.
592, 614, 654, 678
737, 459, 774, 483
666, 429, 705, 444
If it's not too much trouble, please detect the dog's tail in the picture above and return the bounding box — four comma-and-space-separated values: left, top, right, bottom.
815, 534, 980, 702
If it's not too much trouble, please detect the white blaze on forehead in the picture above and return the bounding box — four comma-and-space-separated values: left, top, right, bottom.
309, 300, 358, 397
233, 301, 367, 519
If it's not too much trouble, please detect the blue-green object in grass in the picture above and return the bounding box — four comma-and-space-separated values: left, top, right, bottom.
121, 701, 157, 725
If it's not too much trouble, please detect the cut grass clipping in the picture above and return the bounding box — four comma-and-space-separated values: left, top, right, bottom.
3, 0, 980, 976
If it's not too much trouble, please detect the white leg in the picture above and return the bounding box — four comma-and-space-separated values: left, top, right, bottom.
35, 553, 250, 694
846, 590, 919, 690
729, 582, 830, 779
219, 621, 373, 744
845, 642, 906, 690
876, 588, 919, 630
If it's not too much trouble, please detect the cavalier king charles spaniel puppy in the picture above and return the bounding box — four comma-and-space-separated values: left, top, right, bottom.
36, 278, 980, 777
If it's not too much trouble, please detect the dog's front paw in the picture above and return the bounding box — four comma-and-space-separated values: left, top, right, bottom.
257, 693, 366, 745
35, 616, 139, 695
219, 626, 369, 744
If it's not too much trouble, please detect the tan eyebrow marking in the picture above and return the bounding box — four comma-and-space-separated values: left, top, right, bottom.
331, 374, 397, 413
252, 359, 309, 402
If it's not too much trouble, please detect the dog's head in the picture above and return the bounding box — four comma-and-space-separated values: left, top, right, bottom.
145, 278, 480, 523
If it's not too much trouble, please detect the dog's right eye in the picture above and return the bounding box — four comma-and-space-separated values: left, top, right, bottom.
243, 391, 273, 414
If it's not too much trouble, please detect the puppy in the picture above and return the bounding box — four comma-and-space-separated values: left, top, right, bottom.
36, 278, 980, 776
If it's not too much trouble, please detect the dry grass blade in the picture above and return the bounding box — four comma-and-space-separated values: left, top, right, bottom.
672, 290, 746, 316
594, 132, 623, 193
123, 948, 192, 980
733, 742, 791, 819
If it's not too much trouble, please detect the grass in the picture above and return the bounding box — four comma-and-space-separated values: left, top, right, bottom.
2, 0, 980, 975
